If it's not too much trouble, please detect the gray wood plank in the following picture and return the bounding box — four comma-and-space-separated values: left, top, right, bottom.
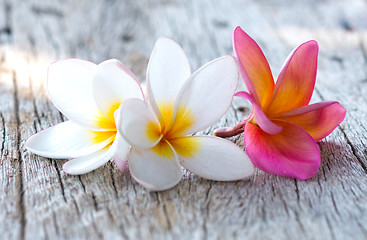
0, 0, 366, 239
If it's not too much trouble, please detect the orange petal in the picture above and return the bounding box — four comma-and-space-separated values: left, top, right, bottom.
233, 27, 274, 107
265, 41, 319, 115
272, 101, 346, 141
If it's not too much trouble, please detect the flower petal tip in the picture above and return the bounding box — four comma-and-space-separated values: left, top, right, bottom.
338, 103, 347, 120
213, 126, 245, 138
304, 40, 319, 50
233, 26, 246, 37
113, 154, 127, 173
62, 162, 74, 175
62, 162, 86, 175
213, 128, 227, 137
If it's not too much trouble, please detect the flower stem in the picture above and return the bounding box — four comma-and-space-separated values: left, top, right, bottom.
213, 119, 248, 138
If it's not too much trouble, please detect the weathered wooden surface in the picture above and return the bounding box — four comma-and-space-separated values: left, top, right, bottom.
0, 0, 367, 239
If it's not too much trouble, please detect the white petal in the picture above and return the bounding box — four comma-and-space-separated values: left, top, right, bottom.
117, 98, 162, 149
113, 134, 130, 172
25, 121, 115, 159
147, 37, 191, 128
128, 142, 182, 191
113, 108, 129, 172
92, 59, 144, 121
47, 59, 114, 131
63, 143, 115, 175
170, 56, 239, 135
173, 136, 254, 181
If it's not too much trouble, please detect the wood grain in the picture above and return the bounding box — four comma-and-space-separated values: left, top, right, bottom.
0, 0, 366, 239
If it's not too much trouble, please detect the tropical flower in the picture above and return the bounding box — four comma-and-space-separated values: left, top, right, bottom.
116, 37, 254, 191
214, 27, 346, 180
26, 59, 144, 174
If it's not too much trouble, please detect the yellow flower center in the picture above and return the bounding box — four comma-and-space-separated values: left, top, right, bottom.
147, 102, 201, 159
94, 101, 123, 130
92, 102, 120, 145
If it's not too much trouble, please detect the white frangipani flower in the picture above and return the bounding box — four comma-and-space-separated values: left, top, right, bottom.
116, 38, 254, 191
26, 59, 143, 174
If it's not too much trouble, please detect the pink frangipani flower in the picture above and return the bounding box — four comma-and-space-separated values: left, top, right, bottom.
116, 37, 254, 191
215, 27, 346, 180
26, 59, 144, 174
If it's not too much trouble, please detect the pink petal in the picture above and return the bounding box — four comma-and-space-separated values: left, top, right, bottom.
233, 26, 275, 108
273, 101, 346, 141
235, 91, 282, 135
265, 41, 319, 115
244, 121, 320, 180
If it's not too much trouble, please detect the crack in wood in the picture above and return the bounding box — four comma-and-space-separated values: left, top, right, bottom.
52, 212, 60, 236
31, 5, 64, 18
78, 176, 86, 193
32, 99, 42, 131
278, 188, 290, 217
356, 222, 367, 236
59, 111, 65, 122
330, 192, 340, 216
360, 38, 367, 64
12, 70, 26, 240
106, 207, 129, 239
91, 192, 99, 211
325, 215, 336, 239
0, 2, 12, 37
53, 160, 67, 203
330, 55, 344, 67
339, 126, 367, 174
28, 76, 44, 135
0, 113, 5, 155
318, 174, 324, 193
91, 220, 103, 239
202, 181, 213, 240
0, 26, 11, 36
293, 209, 306, 233
41, 23, 60, 58
72, 198, 81, 217
132, 181, 137, 196
314, 88, 325, 101
109, 166, 119, 198
162, 201, 172, 231
313, 85, 367, 174
29, 77, 68, 204
294, 179, 300, 204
